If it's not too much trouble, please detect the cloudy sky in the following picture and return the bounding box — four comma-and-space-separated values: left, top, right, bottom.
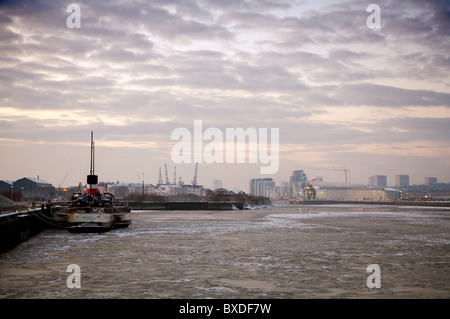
0, 0, 449, 191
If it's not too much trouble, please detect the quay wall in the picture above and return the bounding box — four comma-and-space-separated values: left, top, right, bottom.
128, 201, 237, 210
0, 210, 50, 254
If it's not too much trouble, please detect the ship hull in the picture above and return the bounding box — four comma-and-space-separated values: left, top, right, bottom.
66, 209, 113, 232
55, 132, 132, 233
55, 205, 131, 232
112, 208, 132, 228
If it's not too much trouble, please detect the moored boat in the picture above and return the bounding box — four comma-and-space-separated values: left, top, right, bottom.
55, 132, 131, 233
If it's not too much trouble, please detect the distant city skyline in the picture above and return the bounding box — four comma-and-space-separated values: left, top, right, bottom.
0, 0, 449, 192
2, 169, 447, 194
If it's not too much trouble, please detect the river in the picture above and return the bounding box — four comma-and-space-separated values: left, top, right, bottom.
0, 204, 449, 298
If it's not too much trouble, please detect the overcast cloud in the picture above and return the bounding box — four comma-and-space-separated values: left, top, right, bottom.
0, 0, 449, 190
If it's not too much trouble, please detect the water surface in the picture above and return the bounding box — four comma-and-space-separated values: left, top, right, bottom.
1, 204, 449, 298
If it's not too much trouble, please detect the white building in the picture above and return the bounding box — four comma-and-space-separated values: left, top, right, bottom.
249, 178, 274, 197
156, 184, 205, 197
212, 179, 223, 191
107, 183, 155, 198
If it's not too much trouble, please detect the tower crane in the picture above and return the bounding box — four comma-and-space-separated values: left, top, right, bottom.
192, 162, 198, 186
59, 172, 68, 188
314, 167, 350, 185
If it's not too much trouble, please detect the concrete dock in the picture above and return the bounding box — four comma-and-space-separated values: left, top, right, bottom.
128, 201, 240, 210
0, 209, 51, 254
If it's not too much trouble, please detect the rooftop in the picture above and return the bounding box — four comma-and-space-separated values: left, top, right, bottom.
15, 177, 52, 185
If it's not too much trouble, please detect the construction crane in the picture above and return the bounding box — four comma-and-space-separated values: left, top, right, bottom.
59, 172, 68, 188
192, 162, 198, 186
158, 167, 163, 185
164, 163, 170, 185
314, 167, 350, 185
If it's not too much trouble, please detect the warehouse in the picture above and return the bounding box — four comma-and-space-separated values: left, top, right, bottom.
13, 177, 54, 201
315, 186, 399, 201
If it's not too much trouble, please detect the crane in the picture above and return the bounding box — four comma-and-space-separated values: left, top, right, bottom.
59, 172, 68, 188
164, 163, 170, 185
158, 167, 163, 185
192, 162, 198, 186
314, 167, 350, 185
173, 166, 176, 185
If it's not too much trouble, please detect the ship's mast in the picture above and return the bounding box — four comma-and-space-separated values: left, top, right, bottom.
87, 131, 98, 199
90, 131, 95, 176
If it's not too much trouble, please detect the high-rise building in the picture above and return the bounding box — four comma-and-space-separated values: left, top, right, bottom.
369, 175, 387, 188
424, 177, 437, 185
212, 179, 222, 191
249, 178, 275, 197
396, 175, 409, 187
289, 170, 307, 198
280, 181, 289, 198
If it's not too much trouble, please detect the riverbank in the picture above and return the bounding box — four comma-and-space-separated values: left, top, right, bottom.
289, 199, 450, 207
128, 200, 271, 210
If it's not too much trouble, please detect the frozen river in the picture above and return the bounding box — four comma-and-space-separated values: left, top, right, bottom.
1, 204, 449, 298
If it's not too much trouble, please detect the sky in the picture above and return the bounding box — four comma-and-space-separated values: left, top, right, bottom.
0, 0, 449, 192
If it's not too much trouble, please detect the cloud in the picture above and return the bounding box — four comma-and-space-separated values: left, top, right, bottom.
0, 0, 449, 187
333, 84, 450, 107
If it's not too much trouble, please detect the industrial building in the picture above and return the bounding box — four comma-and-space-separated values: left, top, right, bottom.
314, 186, 399, 201
12, 177, 54, 200
0, 180, 13, 198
